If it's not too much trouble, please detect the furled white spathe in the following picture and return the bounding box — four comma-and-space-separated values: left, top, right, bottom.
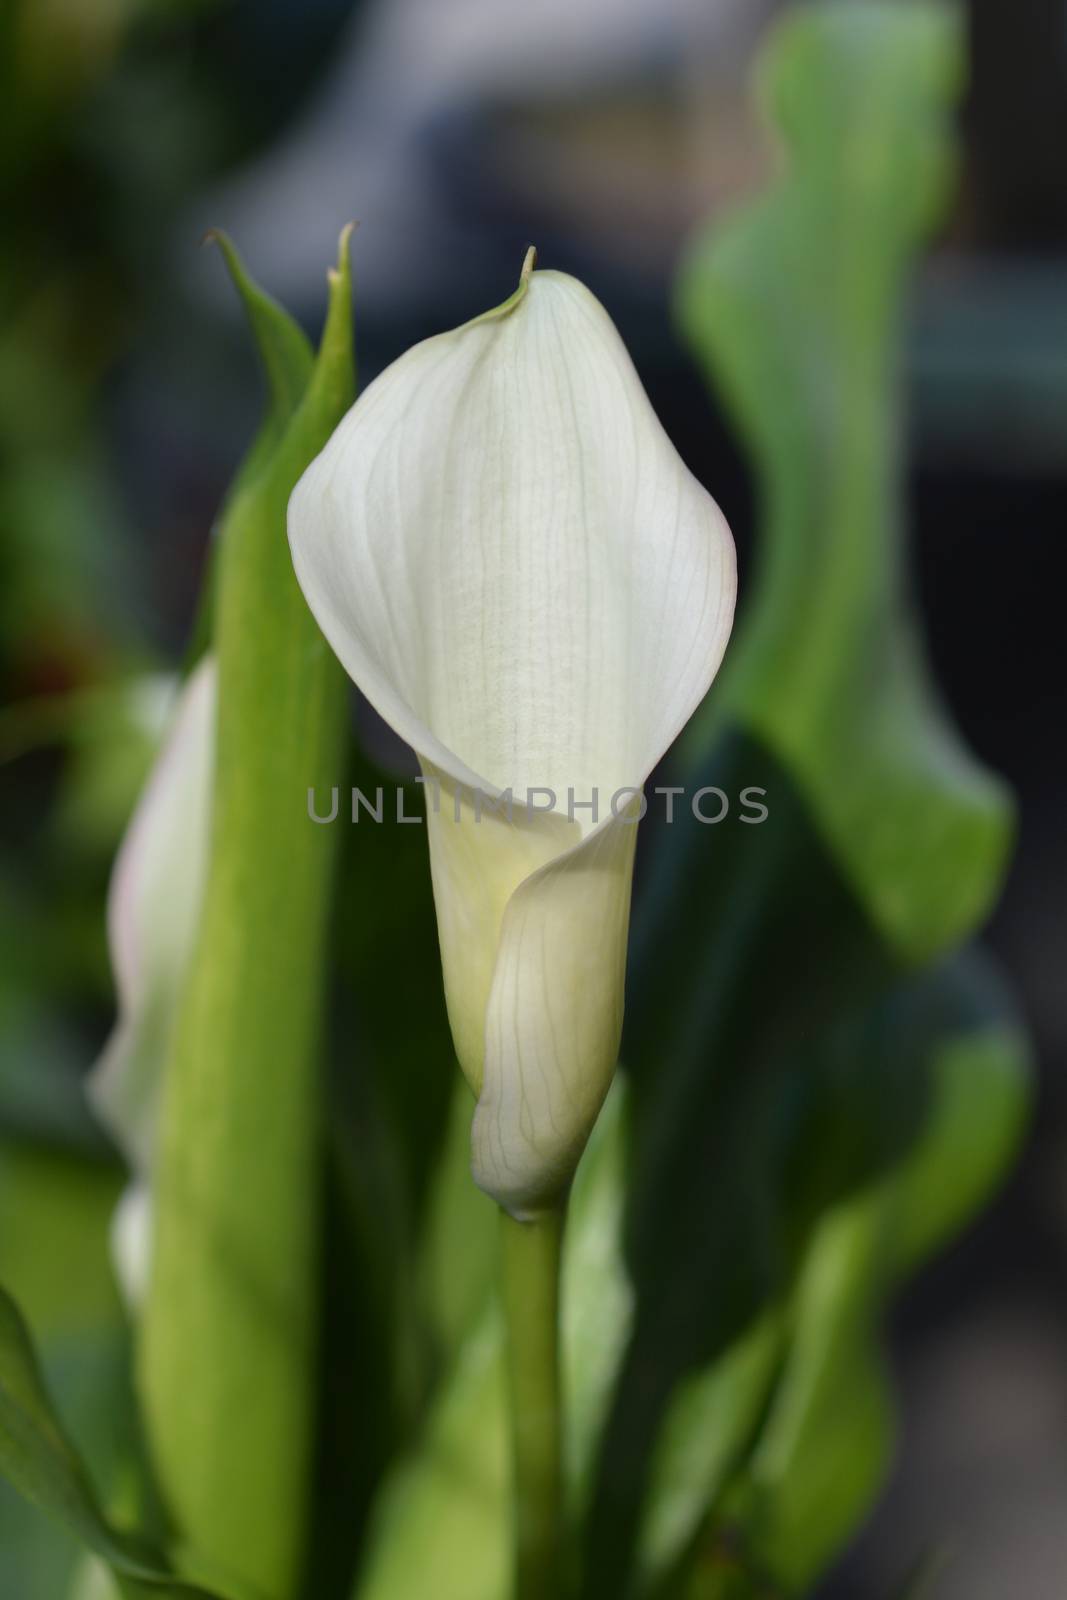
289, 256, 735, 1217
90, 655, 216, 1299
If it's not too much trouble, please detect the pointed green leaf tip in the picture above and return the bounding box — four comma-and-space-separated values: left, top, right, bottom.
314, 221, 358, 407
185, 228, 326, 662
206, 229, 313, 428
0, 1284, 227, 1599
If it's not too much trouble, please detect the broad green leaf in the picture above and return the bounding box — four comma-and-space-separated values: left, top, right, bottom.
303, 1056, 475, 1600
0, 1145, 126, 1597
0, 1281, 224, 1600
632, 1309, 784, 1596
676, 0, 1009, 967
893, 1018, 1030, 1276
299, 738, 478, 1600
140, 231, 354, 1600
353, 1309, 507, 1600
591, 735, 897, 1596
667, 963, 1029, 1598
586, 7, 1027, 1596
721, 1189, 897, 1597
353, 1087, 631, 1600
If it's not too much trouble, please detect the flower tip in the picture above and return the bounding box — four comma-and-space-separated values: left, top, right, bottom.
520, 244, 538, 284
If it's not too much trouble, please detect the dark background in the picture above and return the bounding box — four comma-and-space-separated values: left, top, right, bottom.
1, 2, 1064, 1595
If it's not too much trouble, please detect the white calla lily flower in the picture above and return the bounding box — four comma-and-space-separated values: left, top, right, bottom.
90, 655, 216, 1298
289, 255, 735, 1217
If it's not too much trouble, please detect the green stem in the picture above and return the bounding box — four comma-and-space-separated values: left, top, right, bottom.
140, 236, 353, 1600
500, 1205, 567, 1600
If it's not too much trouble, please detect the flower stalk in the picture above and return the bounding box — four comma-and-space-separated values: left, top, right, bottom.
500, 1204, 567, 1600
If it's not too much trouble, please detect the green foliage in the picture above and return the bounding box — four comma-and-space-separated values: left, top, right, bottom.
351, 1089, 630, 1600
0, 1142, 127, 1597
0, 5, 1035, 1600
583, 5, 1030, 1596
140, 234, 354, 1600
676, 967, 1028, 1599
677, 0, 1008, 966
0, 1278, 223, 1600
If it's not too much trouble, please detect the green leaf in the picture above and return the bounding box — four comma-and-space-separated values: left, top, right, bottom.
186, 232, 317, 665
589, 733, 898, 1596
0, 1281, 224, 1600
140, 230, 355, 1600
204, 231, 314, 443
630, 1308, 785, 1597
304, 1065, 485, 1600
665, 958, 1029, 1598
352, 1087, 632, 1600
0, 1144, 127, 1597
580, 7, 1028, 1595
676, 0, 1008, 966
302, 725, 503, 1598
353, 1308, 507, 1600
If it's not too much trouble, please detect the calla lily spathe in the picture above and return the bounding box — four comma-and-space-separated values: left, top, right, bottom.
289, 259, 736, 1216
90, 655, 217, 1298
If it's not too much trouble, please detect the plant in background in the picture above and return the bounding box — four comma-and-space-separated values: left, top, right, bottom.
0, 6, 1032, 1600
0, 230, 356, 1600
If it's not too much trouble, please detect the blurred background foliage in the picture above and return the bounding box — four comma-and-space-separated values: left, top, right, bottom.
0, 1, 1064, 1598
